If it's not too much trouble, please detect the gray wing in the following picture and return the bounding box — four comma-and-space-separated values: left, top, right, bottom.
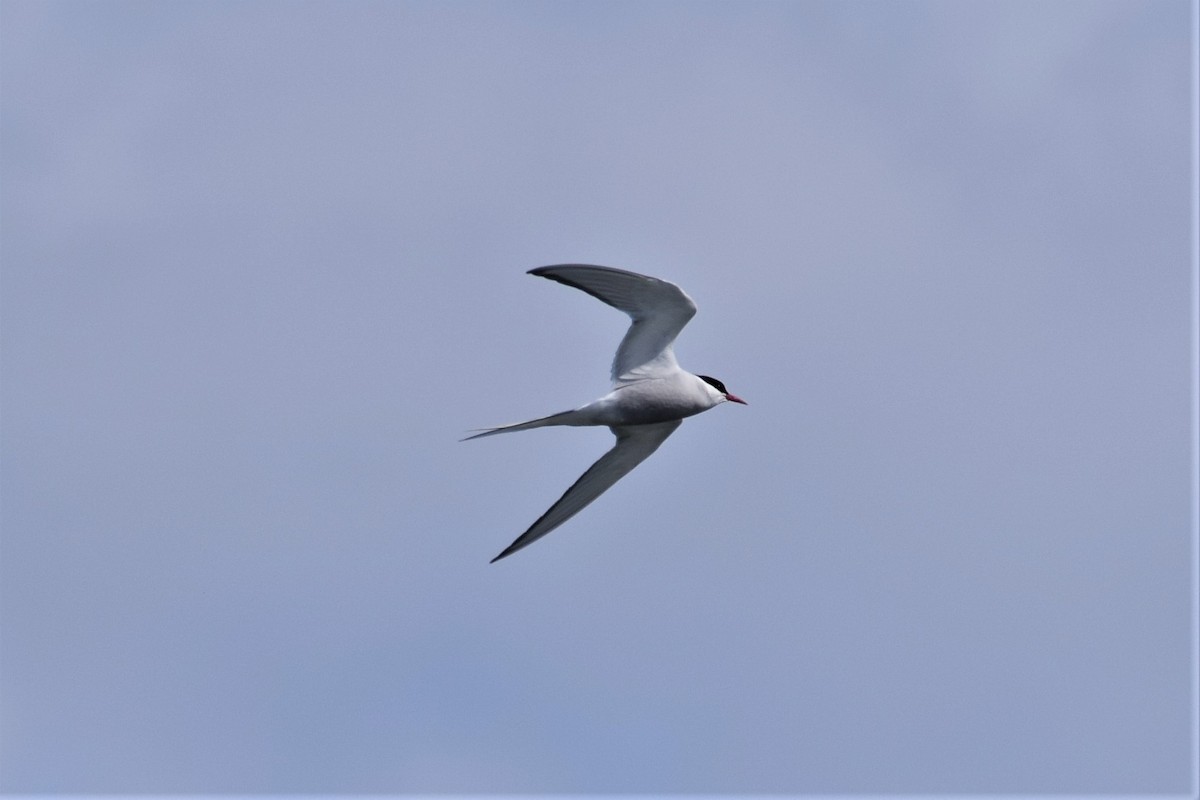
490, 420, 682, 562
529, 265, 697, 383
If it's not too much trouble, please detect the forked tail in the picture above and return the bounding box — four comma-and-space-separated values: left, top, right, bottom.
461, 409, 580, 441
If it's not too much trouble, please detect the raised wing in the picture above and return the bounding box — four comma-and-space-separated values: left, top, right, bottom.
490, 420, 682, 562
529, 264, 697, 383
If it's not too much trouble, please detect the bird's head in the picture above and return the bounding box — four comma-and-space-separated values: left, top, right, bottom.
698, 375, 747, 406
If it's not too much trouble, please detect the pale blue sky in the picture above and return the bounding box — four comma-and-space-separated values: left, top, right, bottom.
1, 0, 1194, 793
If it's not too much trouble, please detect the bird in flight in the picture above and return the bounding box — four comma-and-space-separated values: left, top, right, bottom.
466, 264, 746, 562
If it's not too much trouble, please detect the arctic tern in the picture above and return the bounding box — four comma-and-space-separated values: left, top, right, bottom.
467, 264, 746, 562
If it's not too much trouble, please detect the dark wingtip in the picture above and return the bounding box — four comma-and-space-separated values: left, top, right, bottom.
490, 534, 532, 563
527, 266, 559, 283
528, 264, 607, 278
